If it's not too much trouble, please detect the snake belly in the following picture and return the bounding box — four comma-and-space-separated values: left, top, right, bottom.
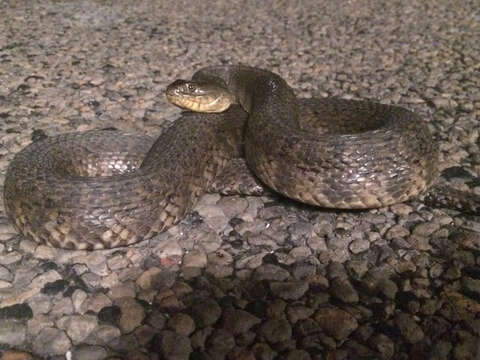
3, 66, 438, 249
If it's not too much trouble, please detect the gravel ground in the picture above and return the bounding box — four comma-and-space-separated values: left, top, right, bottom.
0, 0, 479, 359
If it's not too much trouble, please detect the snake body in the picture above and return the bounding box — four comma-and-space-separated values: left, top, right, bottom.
3, 66, 438, 249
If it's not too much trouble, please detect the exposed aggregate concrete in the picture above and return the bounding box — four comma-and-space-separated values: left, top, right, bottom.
0, 0, 479, 359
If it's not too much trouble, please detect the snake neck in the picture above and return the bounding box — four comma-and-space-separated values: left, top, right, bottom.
192, 65, 301, 129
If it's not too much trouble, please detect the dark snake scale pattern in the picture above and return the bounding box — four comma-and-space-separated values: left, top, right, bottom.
4, 66, 439, 249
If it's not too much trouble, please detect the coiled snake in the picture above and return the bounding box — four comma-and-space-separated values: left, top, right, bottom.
4, 65, 439, 249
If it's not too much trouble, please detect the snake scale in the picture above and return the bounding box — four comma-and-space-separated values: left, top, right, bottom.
4, 65, 438, 249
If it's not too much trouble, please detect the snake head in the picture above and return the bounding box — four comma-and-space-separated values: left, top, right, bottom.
166, 79, 235, 113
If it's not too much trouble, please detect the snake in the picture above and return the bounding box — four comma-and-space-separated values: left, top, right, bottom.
3, 65, 439, 250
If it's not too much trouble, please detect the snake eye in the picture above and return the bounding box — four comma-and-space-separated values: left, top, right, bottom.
186, 83, 197, 92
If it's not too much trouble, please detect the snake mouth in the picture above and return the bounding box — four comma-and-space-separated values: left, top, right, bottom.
166, 79, 234, 113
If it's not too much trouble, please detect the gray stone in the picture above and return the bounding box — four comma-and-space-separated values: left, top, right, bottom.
429, 262, 444, 278
431, 340, 453, 360
51, 297, 74, 316
86, 325, 122, 345
154, 288, 184, 312
348, 239, 370, 254
206, 328, 236, 356
0, 319, 26, 346
408, 235, 432, 251
107, 253, 130, 271
13, 263, 39, 289
306, 235, 328, 252
0, 269, 62, 307
182, 249, 208, 268
167, 313, 195, 336
190, 298, 222, 327
288, 222, 315, 246
146, 311, 168, 331
171, 281, 193, 298
412, 221, 440, 237
314, 307, 358, 341
235, 252, 268, 270
0, 251, 22, 266
80, 272, 103, 291
236, 331, 257, 348
155, 330, 192, 360
32, 327, 71, 357
291, 262, 316, 280
80, 292, 112, 314
327, 262, 347, 280
244, 198, 263, 221
217, 197, 249, 218
0, 265, 12, 282
369, 333, 395, 358
134, 324, 156, 347
377, 278, 398, 300
443, 266, 462, 280
270, 281, 309, 300
205, 263, 233, 278
281, 349, 311, 360
152, 238, 184, 265
453, 331, 478, 360
76, 252, 110, 276
27, 314, 54, 336
151, 269, 177, 288
461, 276, 480, 298
251, 342, 277, 360
247, 234, 280, 249
355, 324, 375, 342
62, 314, 98, 344
385, 224, 410, 239
108, 333, 139, 352
258, 318, 292, 344
267, 299, 286, 318
207, 249, 233, 266
72, 345, 108, 360
391, 237, 413, 249
253, 264, 290, 281
108, 281, 137, 299
286, 305, 314, 324
433, 97, 457, 110
389, 203, 413, 216
72, 289, 88, 313
345, 259, 369, 278
114, 297, 145, 334
189, 228, 222, 254
195, 203, 228, 232
190, 326, 214, 350
222, 308, 261, 335
295, 318, 321, 338
0, 223, 16, 242
330, 278, 359, 303
395, 313, 424, 343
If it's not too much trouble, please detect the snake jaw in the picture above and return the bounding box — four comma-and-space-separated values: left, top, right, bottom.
166, 79, 234, 113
